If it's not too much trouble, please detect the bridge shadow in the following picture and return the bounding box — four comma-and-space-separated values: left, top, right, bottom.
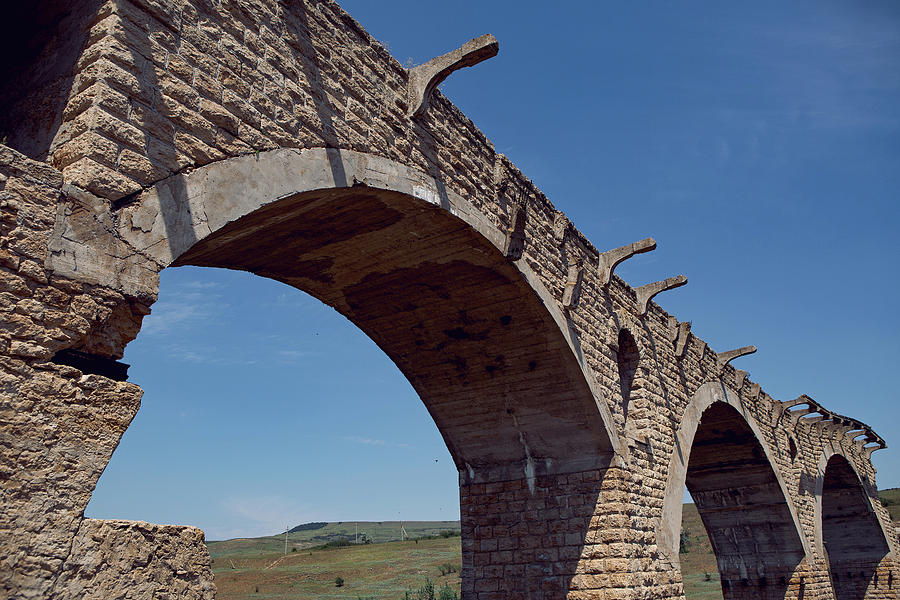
0, 1, 103, 160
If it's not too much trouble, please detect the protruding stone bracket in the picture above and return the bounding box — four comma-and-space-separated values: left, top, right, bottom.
503, 200, 526, 261
802, 414, 830, 424
800, 409, 829, 422
748, 382, 761, 400
838, 420, 886, 455
780, 395, 816, 421
666, 316, 678, 342
562, 262, 584, 309
552, 211, 569, 245
635, 275, 687, 315
597, 237, 656, 285
717, 345, 757, 374
782, 395, 815, 411
407, 34, 499, 119
734, 369, 748, 389
848, 430, 868, 442
861, 430, 888, 458
674, 321, 691, 357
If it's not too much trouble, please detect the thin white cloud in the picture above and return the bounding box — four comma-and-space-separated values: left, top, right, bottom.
216, 495, 315, 540
183, 280, 222, 290
164, 343, 259, 367
140, 300, 211, 336
343, 436, 410, 448
140, 282, 228, 337
263, 291, 319, 310
277, 349, 315, 361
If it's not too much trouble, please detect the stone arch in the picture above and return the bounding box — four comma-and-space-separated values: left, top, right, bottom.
659, 382, 811, 598
815, 447, 895, 599
50, 147, 625, 595
54, 146, 623, 473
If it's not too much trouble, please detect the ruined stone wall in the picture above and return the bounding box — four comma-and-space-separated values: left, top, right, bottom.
0, 146, 145, 597
53, 519, 214, 600
1, 0, 896, 599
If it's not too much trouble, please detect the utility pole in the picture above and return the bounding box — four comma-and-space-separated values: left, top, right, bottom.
284, 525, 288, 556
355, 522, 358, 544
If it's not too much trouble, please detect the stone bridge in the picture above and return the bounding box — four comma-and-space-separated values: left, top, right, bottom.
0, 1, 895, 599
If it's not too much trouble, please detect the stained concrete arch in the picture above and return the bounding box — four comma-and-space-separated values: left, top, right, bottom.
52, 146, 623, 479
659, 382, 811, 597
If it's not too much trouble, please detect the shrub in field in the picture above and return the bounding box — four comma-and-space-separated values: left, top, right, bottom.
407, 580, 434, 600
437, 584, 459, 600
679, 530, 690, 554
335, 577, 344, 587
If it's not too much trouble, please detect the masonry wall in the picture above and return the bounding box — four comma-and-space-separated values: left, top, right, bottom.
53, 519, 214, 599
1, 1, 896, 599
0, 147, 151, 597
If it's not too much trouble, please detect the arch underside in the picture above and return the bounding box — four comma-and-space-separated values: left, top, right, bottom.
821, 454, 891, 600
687, 402, 806, 599
659, 384, 812, 600
169, 181, 614, 479
40, 148, 620, 479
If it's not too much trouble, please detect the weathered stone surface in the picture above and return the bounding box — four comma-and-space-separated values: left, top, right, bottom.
0, 1, 896, 599
52, 519, 215, 600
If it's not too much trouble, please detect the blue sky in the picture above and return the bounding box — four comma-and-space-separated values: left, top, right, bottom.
86, 1, 900, 540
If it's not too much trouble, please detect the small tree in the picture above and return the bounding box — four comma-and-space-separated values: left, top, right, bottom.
415, 580, 435, 600
335, 577, 344, 588
679, 530, 691, 554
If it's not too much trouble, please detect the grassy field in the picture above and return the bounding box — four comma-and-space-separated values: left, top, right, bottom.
679, 503, 722, 599
208, 493, 900, 600
878, 487, 900, 522
208, 514, 720, 599
210, 535, 462, 599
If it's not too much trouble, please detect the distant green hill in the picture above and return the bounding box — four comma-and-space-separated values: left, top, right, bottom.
289, 521, 328, 533
207, 520, 460, 559
878, 488, 900, 522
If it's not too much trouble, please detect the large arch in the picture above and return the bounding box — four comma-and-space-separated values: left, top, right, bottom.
815, 448, 895, 599
659, 382, 811, 599
50, 147, 624, 595
53, 147, 622, 473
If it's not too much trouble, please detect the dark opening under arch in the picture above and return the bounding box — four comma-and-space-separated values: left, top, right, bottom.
821, 454, 891, 600
685, 402, 806, 600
